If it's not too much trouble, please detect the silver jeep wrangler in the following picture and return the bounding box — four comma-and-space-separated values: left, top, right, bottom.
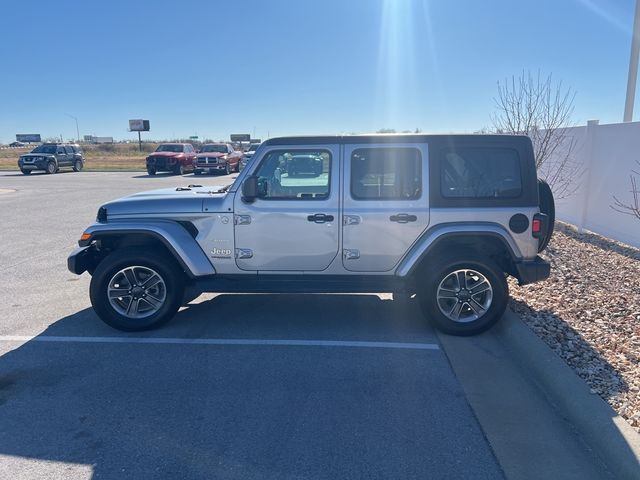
68, 135, 554, 335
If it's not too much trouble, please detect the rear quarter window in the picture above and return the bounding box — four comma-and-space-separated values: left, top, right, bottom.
440, 148, 522, 198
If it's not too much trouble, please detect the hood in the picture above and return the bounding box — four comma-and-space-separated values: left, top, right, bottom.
102, 185, 229, 217
196, 152, 226, 158
148, 151, 184, 158
22, 153, 54, 158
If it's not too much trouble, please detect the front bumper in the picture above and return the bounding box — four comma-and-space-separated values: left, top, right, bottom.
67, 246, 93, 274
19, 160, 48, 170
194, 163, 227, 172
514, 256, 551, 285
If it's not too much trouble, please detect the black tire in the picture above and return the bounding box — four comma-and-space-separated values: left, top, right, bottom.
194, 170, 201, 176
174, 163, 185, 175
537, 179, 555, 252
73, 159, 83, 172
147, 167, 156, 176
20, 169, 31, 175
46, 161, 57, 174
224, 163, 230, 175
89, 248, 185, 331
418, 255, 508, 336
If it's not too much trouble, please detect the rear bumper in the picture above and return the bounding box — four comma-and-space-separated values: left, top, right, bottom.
514, 256, 551, 285
67, 246, 93, 274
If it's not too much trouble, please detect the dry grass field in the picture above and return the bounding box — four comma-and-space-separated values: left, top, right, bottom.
0, 143, 160, 170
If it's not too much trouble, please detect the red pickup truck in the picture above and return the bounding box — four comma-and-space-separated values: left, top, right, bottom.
146, 143, 197, 175
193, 143, 244, 175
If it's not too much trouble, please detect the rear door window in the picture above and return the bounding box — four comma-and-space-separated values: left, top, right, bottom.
441, 148, 521, 198
350, 147, 422, 200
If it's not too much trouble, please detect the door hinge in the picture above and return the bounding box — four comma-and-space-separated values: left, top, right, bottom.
235, 248, 253, 259
343, 215, 361, 226
343, 249, 360, 260
234, 215, 251, 225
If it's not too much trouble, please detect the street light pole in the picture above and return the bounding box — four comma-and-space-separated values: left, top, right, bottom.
624, 0, 640, 122
65, 113, 80, 142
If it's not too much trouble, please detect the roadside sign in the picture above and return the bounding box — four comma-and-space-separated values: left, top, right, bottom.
250, 138, 262, 144
16, 134, 41, 143
129, 119, 150, 132
189, 136, 199, 140
230, 133, 250, 142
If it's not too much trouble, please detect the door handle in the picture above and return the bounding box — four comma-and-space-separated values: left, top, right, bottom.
307, 213, 334, 223
390, 213, 417, 223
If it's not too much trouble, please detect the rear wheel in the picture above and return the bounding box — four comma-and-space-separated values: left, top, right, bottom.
46, 161, 56, 174
90, 248, 184, 331
73, 159, 83, 172
537, 179, 555, 252
418, 255, 508, 336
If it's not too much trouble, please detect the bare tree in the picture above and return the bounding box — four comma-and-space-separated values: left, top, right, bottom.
492, 70, 582, 198
611, 161, 640, 220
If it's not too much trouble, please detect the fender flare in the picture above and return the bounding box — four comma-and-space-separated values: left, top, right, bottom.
81, 220, 216, 278
395, 223, 522, 278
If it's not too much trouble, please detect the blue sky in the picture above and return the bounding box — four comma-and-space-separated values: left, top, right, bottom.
0, 0, 637, 143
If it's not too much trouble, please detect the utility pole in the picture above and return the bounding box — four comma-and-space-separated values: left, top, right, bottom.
65, 113, 80, 141
624, 0, 640, 122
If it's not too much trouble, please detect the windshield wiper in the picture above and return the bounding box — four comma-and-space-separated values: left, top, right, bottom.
217, 183, 233, 193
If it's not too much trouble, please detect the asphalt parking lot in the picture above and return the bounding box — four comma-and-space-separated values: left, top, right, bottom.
1, 170, 625, 480
0, 171, 505, 479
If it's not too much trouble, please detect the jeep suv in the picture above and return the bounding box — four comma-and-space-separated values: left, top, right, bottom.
146, 143, 196, 175
18, 143, 84, 174
68, 135, 554, 335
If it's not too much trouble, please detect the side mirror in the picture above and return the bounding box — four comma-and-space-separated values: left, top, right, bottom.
242, 175, 259, 202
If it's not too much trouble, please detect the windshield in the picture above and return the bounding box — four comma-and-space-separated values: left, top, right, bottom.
31, 145, 57, 154
201, 144, 227, 153
155, 144, 184, 153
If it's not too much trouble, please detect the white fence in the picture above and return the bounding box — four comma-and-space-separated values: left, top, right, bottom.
551, 120, 640, 248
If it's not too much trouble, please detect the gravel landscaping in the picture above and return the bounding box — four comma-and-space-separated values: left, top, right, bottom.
509, 222, 640, 433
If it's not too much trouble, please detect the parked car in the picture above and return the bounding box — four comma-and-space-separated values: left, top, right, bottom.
239, 142, 261, 171
18, 143, 84, 175
287, 154, 323, 177
68, 134, 554, 335
193, 143, 243, 175
146, 144, 196, 175
9, 141, 26, 148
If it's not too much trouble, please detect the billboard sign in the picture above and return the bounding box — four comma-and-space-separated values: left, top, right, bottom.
250, 138, 262, 144
129, 119, 150, 131
16, 134, 41, 143
230, 133, 250, 142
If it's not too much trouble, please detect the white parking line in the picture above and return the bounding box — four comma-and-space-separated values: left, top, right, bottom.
0, 335, 440, 351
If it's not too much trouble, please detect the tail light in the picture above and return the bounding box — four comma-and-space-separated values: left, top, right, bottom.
532, 213, 548, 238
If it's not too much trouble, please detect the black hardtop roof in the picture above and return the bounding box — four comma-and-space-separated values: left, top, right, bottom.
263, 134, 530, 146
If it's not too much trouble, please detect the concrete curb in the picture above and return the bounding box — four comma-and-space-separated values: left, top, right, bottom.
497, 309, 640, 479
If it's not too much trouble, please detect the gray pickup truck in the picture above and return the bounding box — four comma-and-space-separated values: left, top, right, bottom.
68, 134, 554, 335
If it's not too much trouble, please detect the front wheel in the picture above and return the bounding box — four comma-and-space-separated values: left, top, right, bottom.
46, 161, 57, 174
147, 167, 156, 176
418, 256, 508, 336
20, 169, 31, 175
174, 163, 185, 175
224, 163, 230, 175
90, 248, 184, 331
